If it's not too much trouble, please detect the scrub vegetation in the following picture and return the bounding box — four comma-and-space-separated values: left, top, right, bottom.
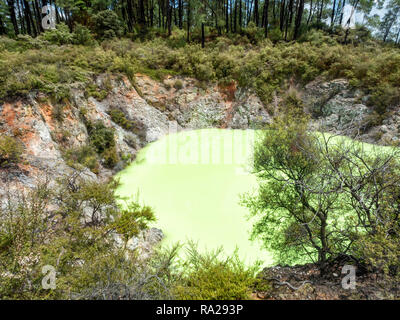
63, 118, 119, 173
0, 174, 259, 299
243, 109, 400, 278
2, 30, 400, 123
0, 135, 22, 167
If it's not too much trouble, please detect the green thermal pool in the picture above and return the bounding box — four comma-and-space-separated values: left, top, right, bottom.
116, 128, 273, 266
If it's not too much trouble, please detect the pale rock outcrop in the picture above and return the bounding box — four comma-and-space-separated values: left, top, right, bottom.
304, 78, 400, 144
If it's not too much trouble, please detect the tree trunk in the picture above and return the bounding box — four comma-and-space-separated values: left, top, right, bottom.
167, 0, 172, 35
318, 217, 329, 275
272, 0, 276, 21
23, 0, 36, 36
239, 0, 242, 29
396, 27, 400, 44
339, 0, 346, 26
279, 0, 285, 32
7, 0, 19, 36
234, 0, 237, 32
318, 0, 323, 23
178, 0, 183, 29
307, 0, 313, 25
138, 0, 146, 27
150, 0, 155, 27
254, 0, 259, 26
54, 3, 61, 24
173, 0, 177, 26
331, 0, 336, 27
17, 0, 25, 34
186, 0, 190, 42
0, 14, 6, 35
284, 0, 294, 40
201, 22, 205, 48
344, 0, 359, 44
226, 0, 229, 33
263, 0, 269, 37
33, 0, 43, 34
293, 0, 304, 39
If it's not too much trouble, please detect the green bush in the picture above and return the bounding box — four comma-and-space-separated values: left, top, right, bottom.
52, 104, 65, 122
242, 21, 265, 44
92, 11, 123, 39
353, 225, 400, 280
243, 111, 400, 273
63, 145, 99, 173
103, 146, 119, 168
84, 120, 120, 169
0, 173, 263, 300
0, 135, 23, 167
0, 174, 161, 299
368, 84, 400, 115
173, 243, 259, 300
109, 108, 135, 131
268, 27, 283, 43
112, 202, 156, 242
87, 120, 116, 154
41, 23, 73, 45
73, 24, 95, 45
173, 79, 183, 90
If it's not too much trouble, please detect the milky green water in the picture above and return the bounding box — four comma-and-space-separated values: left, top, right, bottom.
116, 128, 273, 266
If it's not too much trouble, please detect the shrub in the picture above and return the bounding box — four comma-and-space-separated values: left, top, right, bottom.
41, 23, 73, 45
0, 135, 23, 167
85, 84, 109, 101
173, 79, 183, 90
109, 108, 135, 131
353, 226, 400, 280
63, 145, 99, 173
72, 245, 180, 300
87, 120, 116, 154
243, 112, 400, 273
92, 11, 123, 39
73, 24, 95, 45
0, 172, 262, 300
1, 34, 400, 130
103, 146, 119, 168
368, 84, 400, 115
52, 104, 65, 122
281, 86, 304, 116
268, 27, 283, 43
84, 120, 120, 169
0, 174, 162, 299
242, 21, 264, 44
112, 202, 156, 242
173, 243, 259, 300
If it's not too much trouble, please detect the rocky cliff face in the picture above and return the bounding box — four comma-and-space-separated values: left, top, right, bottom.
305, 78, 400, 144
0, 73, 270, 200
0, 73, 272, 253
2, 74, 399, 201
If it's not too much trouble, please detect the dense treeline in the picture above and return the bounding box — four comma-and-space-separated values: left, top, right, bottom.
1, 0, 400, 43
